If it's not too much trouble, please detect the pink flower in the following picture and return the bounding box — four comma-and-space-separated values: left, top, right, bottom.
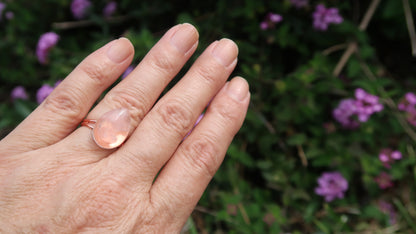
333, 98, 359, 128
36, 32, 59, 65
315, 172, 348, 202
36, 84, 55, 104
333, 88, 383, 128
378, 200, 397, 225
313, 4, 343, 31
290, 0, 308, 9
103, 1, 117, 18
374, 172, 393, 189
398, 92, 416, 112
260, 13, 283, 30
379, 148, 402, 168
11, 86, 29, 101
71, 0, 91, 19
354, 88, 383, 122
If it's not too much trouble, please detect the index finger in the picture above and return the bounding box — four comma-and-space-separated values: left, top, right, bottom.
0, 38, 134, 154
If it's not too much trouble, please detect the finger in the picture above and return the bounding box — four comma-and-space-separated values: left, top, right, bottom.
150, 77, 250, 228
111, 38, 239, 182
61, 23, 199, 160
0, 38, 134, 155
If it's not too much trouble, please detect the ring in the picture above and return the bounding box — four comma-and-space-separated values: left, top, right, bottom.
81, 108, 131, 149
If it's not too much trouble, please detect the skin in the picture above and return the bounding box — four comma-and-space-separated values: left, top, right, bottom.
0, 23, 249, 233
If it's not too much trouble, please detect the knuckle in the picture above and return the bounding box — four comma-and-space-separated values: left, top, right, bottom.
105, 88, 147, 124
79, 60, 111, 83
211, 101, 242, 123
147, 51, 177, 75
181, 136, 219, 177
155, 100, 194, 135
194, 63, 220, 85
43, 87, 83, 119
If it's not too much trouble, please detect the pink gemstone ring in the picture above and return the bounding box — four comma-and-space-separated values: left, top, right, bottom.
81, 108, 131, 149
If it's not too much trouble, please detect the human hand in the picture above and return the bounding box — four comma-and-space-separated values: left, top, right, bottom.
0, 23, 249, 232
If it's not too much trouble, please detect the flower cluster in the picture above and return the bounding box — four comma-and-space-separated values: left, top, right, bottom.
11, 86, 28, 101
379, 148, 402, 168
260, 13, 282, 30
312, 4, 343, 31
71, 0, 91, 19
374, 148, 402, 189
10, 81, 61, 104
397, 92, 416, 126
354, 88, 384, 122
374, 172, 393, 189
260, 3, 342, 32
0, 1, 13, 21
315, 172, 348, 202
290, 0, 308, 9
36, 32, 59, 65
37, 81, 61, 104
378, 200, 397, 225
71, 0, 118, 19
103, 1, 117, 18
333, 88, 383, 128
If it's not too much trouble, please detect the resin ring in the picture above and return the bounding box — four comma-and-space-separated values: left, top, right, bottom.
81, 108, 131, 149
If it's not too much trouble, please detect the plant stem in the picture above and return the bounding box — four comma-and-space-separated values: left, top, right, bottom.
402, 0, 416, 57
393, 198, 416, 232
332, 0, 381, 76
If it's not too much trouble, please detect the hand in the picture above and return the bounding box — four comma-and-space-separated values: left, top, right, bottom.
0, 23, 249, 232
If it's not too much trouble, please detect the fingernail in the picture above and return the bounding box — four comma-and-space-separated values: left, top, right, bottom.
170, 23, 199, 54
226, 77, 249, 101
107, 38, 132, 63
212, 38, 238, 67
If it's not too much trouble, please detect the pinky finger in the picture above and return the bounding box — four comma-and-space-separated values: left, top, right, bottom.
149, 77, 250, 230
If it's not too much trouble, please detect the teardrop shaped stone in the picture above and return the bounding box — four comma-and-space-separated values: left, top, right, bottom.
92, 108, 130, 149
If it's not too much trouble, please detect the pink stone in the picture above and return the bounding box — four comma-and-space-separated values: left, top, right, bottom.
92, 108, 130, 149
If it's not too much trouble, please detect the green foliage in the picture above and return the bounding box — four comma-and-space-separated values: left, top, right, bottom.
1, 0, 416, 232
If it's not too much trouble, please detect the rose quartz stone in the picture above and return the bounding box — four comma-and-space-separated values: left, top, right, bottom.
92, 108, 130, 149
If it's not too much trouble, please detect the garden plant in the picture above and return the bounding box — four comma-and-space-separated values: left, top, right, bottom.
1, 0, 416, 233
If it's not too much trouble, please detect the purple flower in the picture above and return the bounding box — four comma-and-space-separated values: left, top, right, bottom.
378, 201, 397, 225
36, 84, 54, 104
333, 98, 359, 128
103, 1, 117, 18
406, 110, 416, 126
36, 32, 59, 65
121, 65, 135, 79
5, 11, 13, 20
184, 113, 205, 140
313, 4, 343, 31
315, 172, 348, 202
0, 2, 5, 20
290, 0, 308, 9
11, 86, 29, 101
54, 80, 62, 88
333, 89, 383, 128
71, 0, 91, 19
398, 92, 416, 112
260, 21, 268, 30
379, 148, 402, 168
374, 172, 393, 189
354, 88, 383, 122
260, 12, 283, 30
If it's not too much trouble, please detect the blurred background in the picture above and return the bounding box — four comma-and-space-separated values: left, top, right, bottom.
1, 0, 416, 233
